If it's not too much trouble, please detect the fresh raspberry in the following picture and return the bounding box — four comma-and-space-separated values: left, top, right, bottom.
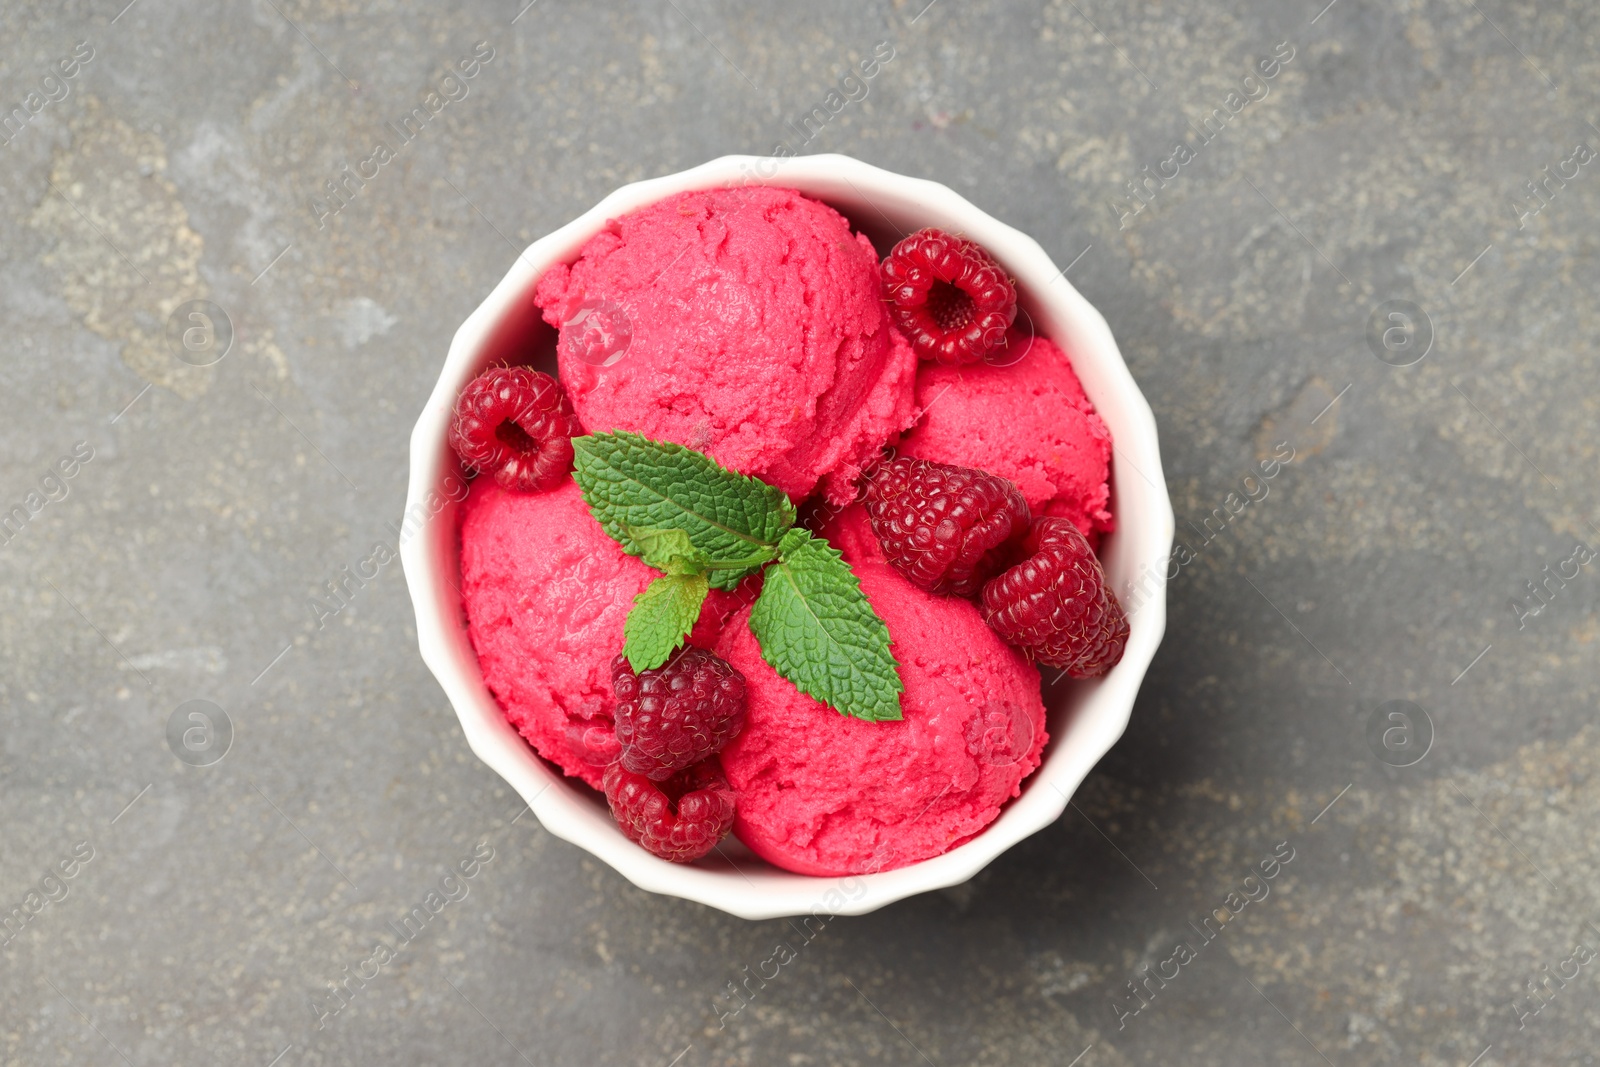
881, 228, 1018, 365
612, 648, 747, 781
864, 457, 1031, 597
980, 517, 1129, 677
603, 759, 736, 864
448, 366, 578, 492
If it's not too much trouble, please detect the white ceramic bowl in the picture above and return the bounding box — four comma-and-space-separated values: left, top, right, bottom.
401, 154, 1173, 920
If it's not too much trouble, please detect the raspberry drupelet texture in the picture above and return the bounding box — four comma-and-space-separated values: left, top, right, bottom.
863, 457, 1031, 597
881, 228, 1018, 365
612, 648, 748, 781
448, 366, 579, 492
603, 759, 737, 864
980, 517, 1129, 677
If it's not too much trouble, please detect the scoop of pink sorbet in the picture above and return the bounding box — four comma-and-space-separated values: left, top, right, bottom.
814, 500, 886, 567
535, 186, 918, 504
716, 552, 1047, 876
898, 329, 1113, 538
459, 479, 737, 789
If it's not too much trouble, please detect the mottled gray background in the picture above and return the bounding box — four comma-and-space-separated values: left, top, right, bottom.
3, 0, 1597, 1064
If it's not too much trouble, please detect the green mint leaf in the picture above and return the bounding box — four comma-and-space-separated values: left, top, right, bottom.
623, 573, 710, 671
749, 528, 903, 722
624, 525, 711, 575
624, 524, 778, 577
573, 432, 796, 591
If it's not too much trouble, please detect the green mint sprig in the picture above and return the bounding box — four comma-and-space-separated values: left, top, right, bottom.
572, 433, 902, 721
572, 431, 790, 590
748, 528, 902, 722
622, 572, 709, 672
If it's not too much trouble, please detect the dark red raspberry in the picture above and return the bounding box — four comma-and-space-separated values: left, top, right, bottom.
448, 366, 578, 492
603, 759, 736, 864
612, 648, 747, 781
864, 457, 1031, 597
881, 228, 1017, 365
980, 517, 1129, 678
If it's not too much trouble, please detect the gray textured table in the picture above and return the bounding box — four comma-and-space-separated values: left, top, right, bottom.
3, 2, 1597, 1064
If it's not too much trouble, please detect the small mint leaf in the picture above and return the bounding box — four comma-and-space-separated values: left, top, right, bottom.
624, 525, 710, 575
749, 528, 902, 722
623, 573, 710, 671
703, 543, 780, 573
573, 432, 795, 591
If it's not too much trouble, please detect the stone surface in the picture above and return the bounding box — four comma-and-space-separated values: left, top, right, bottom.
3, 1, 1598, 1064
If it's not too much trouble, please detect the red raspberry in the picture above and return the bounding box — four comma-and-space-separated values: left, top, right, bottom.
448, 366, 578, 492
603, 759, 736, 864
881, 228, 1017, 365
612, 648, 747, 781
864, 457, 1031, 597
980, 517, 1129, 678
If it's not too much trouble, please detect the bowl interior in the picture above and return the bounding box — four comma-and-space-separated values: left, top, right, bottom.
401, 154, 1173, 919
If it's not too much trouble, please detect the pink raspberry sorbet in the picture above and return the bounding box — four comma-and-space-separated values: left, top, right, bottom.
535, 186, 918, 504
899, 329, 1113, 538
716, 555, 1047, 876
459, 479, 735, 788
